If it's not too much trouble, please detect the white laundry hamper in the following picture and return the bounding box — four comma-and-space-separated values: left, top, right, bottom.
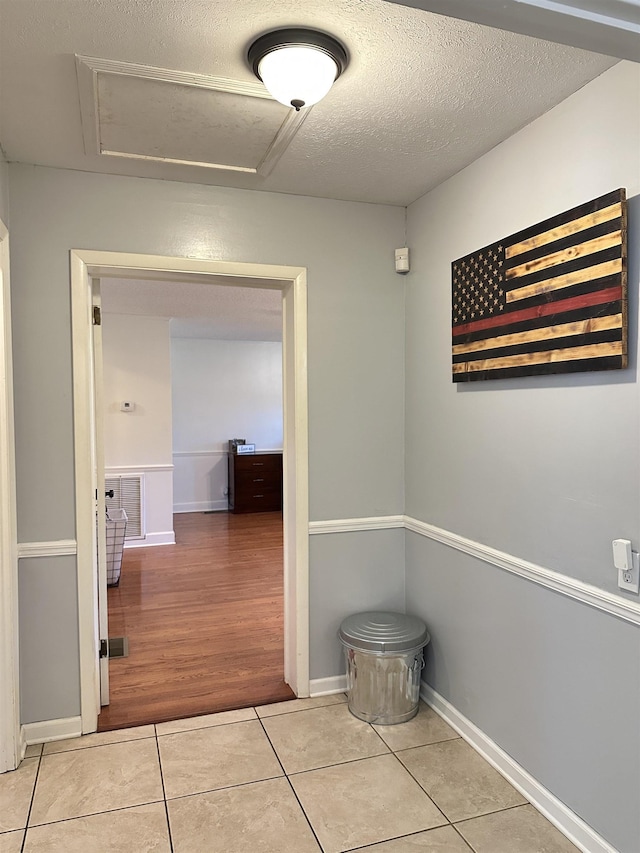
106, 508, 128, 586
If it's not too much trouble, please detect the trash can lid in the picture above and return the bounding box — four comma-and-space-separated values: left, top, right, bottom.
339, 611, 430, 653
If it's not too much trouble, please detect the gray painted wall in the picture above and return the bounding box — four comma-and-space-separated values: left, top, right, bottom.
406, 61, 640, 592
405, 61, 640, 851
7, 54, 639, 853
18, 556, 80, 721
310, 528, 405, 680
0, 153, 8, 226
8, 165, 406, 722
407, 534, 640, 852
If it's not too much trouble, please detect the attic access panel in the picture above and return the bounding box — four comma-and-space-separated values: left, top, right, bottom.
76, 56, 310, 177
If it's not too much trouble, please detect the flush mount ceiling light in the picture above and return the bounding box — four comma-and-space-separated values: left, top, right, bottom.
248, 28, 348, 111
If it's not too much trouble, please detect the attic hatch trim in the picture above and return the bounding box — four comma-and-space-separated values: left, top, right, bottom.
75, 54, 311, 177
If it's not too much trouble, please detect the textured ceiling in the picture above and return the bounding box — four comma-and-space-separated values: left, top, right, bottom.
0, 0, 617, 205
384, 0, 640, 61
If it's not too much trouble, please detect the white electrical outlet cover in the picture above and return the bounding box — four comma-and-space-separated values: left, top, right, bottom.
613, 538, 632, 571
618, 552, 640, 594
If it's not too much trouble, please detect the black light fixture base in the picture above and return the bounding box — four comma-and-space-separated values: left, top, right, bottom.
248, 28, 349, 82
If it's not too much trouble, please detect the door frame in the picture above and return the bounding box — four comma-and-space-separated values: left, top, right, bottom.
0, 219, 19, 772
71, 249, 309, 734
90, 280, 109, 706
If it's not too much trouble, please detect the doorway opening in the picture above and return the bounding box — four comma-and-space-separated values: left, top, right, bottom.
96, 275, 292, 729
71, 250, 309, 735
100, 510, 293, 729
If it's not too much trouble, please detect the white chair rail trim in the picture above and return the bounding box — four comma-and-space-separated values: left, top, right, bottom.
309, 515, 640, 627
405, 515, 640, 627
18, 540, 78, 559
172, 449, 283, 458
309, 515, 405, 535
105, 464, 173, 473
16, 516, 640, 625
172, 450, 227, 458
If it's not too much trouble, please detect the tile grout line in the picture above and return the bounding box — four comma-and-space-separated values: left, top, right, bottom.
388, 749, 450, 827
392, 747, 537, 833
256, 713, 325, 852
365, 718, 397, 754
254, 696, 346, 721
153, 725, 175, 853
155, 708, 259, 737
15, 800, 171, 831
257, 703, 461, 850
158, 773, 287, 805
283, 771, 325, 851
15, 701, 558, 852
453, 800, 534, 824
20, 748, 43, 852
258, 704, 491, 853
40, 732, 157, 756
284, 747, 415, 778
340, 824, 475, 852
450, 820, 479, 853
386, 733, 462, 753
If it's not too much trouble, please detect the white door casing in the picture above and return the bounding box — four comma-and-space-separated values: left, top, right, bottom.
91, 281, 109, 706
0, 220, 20, 772
71, 252, 101, 727
71, 250, 309, 733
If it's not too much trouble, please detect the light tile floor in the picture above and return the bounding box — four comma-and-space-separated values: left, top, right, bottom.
1, 695, 580, 852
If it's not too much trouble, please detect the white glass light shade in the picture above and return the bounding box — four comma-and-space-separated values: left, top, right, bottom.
258, 46, 339, 109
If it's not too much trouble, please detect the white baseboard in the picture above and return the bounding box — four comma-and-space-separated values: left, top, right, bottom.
22, 716, 82, 745
124, 531, 175, 548
173, 501, 228, 514
19, 727, 27, 761
420, 683, 617, 853
309, 675, 347, 696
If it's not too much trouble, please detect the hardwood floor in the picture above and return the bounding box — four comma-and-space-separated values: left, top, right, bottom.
97, 511, 294, 731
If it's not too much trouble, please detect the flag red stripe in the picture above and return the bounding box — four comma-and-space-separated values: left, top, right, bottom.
452, 285, 622, 338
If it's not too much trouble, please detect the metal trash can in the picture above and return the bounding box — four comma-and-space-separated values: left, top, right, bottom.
339, 611, 430, 725
106, 508, 128, 587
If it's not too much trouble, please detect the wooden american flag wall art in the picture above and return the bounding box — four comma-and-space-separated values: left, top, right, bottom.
451, 189, 627, 381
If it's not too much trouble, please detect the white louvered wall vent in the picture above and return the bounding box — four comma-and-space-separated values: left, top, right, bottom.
105, 475, 145, 540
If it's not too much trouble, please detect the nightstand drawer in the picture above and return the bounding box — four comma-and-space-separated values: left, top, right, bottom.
233, 454, 282, 475
232, 489, 282, 513
228, 452, 282, 513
